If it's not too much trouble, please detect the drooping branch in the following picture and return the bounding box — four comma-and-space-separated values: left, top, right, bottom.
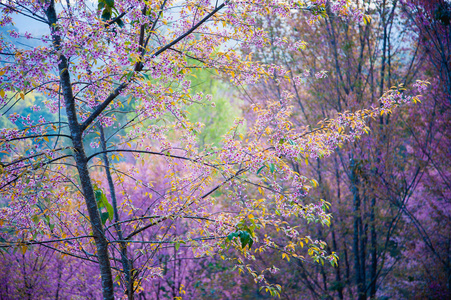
113, 235, 226, 245
105, 215, 224, 231
87, 148, 217, 168
0, 235, 94, 247
0, 3, 48, 24
2, 134, 72, 143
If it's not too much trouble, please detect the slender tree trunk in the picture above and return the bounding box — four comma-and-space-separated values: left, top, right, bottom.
331, 228, 344, 299
68, 123, 114, 300
334, 154, 353, 298
343, 239, 353, 298
55, 263, 62, 300
369, 196, 377, 299
99, 127, 133, 299
351, 157, 365, 300
359, 197, 367, 298
45, 1, 114, 299
379, 0, 387, 98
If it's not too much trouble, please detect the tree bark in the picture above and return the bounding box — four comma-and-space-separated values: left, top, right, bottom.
45, 1, 114, 299
99, 127, 133, 299
351, 157, 365, 300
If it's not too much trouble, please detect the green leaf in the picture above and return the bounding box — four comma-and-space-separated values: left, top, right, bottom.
100, 192, 108, 205
175, 241, 180, 251
93, 185, 114, 222
256, 165, 265, 175
95, 191, 105, 208
269, 163, 276, 174
239, 231, 250, 249
248, 237, 253, 249
105, 201, 114, 221
94, 185, 103, 204
98, 1, 105, 10
101, 212, 109, 225
104, 0, 115, 7
101, 8, 112, 21
227, 232, 239, 242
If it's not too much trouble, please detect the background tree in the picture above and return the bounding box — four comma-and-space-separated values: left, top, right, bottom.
225, 0, 450, 299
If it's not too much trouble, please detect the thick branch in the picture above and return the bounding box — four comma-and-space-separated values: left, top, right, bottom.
80, 83, 127, 131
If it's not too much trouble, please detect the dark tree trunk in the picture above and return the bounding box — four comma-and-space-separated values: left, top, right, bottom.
369, 197, 377, 299
99, 127, 133, 299
351, 157, 366, 300
45, 1, 114, 299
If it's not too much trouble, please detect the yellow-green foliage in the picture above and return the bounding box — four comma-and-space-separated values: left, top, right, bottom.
186, 68, 244, 147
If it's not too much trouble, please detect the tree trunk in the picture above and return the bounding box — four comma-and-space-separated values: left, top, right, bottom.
351, 157, 365, 300
99, 127, 133, 299
331, 228, 344, 299
45, 1, 114, 299
369, 197, 377, 299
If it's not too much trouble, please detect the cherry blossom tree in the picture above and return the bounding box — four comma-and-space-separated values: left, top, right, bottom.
225, 1, 443, 299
